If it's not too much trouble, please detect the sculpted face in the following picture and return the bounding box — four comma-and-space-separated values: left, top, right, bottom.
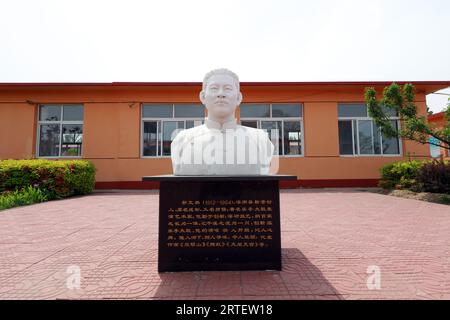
200, 74, 243, 121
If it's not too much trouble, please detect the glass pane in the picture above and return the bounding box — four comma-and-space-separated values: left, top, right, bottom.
39, 105, 61, 121
63, 105, 84, 121
283, 121, 302, 155
338, 103, 367, 117
61, 124, 83, 156
353, 120, 358, 155
162, 121, 183, 156
272, 104, 302, 117
241, 120, 258, 128
338, 121, 353, 155
372, 122, 381, 154
143, 121, 158, 156
142, 104, 173, 118
240, 104, 270, 118
39, 124, 60, 156
382, 120, 400, 154
381, 104, 398, 117
261, 121, 282, 155
358, 120, 374, 154
174, 104, 205, 118
186, 120, 204, 129
429, 137, 441, 158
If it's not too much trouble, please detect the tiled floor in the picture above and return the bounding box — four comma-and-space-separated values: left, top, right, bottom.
0, 189, 449, 299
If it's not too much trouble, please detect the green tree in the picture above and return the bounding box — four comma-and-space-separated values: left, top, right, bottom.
365, 83, 450, 151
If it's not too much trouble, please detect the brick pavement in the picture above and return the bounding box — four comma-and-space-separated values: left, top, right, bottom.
0, 189, 449, 300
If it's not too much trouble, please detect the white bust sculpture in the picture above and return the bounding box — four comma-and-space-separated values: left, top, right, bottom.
171, 68, 274, 175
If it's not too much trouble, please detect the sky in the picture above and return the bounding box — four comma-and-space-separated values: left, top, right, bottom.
0, 0, 449, 113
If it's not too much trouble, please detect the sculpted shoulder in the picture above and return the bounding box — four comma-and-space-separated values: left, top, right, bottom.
173, 124, 269, 142
172, 124, 208, 144
238, 125, 269, 139
238, 125, 258, 132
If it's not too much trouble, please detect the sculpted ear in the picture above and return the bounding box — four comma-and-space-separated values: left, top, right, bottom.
237, 92, 243, 105
199, 91, 206, 106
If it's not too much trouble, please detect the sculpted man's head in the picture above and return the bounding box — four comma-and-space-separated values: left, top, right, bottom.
170, 68, 276, 175
200, 68, 243, 123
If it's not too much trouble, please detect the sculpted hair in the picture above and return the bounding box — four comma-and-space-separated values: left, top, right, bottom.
202, 68, 240, 91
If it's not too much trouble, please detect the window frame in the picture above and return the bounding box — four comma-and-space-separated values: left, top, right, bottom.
36, 104, 84, 158
239, 103, 304, 157
338, 103, 402, 157
141, 103, 205, 158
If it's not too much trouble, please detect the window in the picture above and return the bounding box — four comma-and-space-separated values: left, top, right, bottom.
240, 103, 303, 156
338, 103, 401, 156
142, 104, 205, 157
37, 105, 83, 157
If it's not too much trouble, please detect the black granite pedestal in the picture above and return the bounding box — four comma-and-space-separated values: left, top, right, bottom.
142, 175, 297, 272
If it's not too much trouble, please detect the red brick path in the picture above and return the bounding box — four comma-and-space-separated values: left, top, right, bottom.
0, 190, 449, 299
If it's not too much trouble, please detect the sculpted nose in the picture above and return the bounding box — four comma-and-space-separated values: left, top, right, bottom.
217, 88, 227, 98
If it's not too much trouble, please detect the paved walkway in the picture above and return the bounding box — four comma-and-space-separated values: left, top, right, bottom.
0, 189, 449, 300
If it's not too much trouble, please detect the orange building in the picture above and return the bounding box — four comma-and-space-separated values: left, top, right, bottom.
1, 81, 449, 189
427, 111, 450, 160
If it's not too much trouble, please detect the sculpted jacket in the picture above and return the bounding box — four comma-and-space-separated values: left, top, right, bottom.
171, 118, 274, 175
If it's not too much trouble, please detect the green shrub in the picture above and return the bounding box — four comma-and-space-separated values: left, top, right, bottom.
379, 160, 425, 189
414, 160, 450, 194
0, 159, 96, 200
0, 186, 48, 210
440, 194, 450, 204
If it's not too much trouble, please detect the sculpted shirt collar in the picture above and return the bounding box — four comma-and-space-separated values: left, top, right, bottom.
205, 118, 238, 130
